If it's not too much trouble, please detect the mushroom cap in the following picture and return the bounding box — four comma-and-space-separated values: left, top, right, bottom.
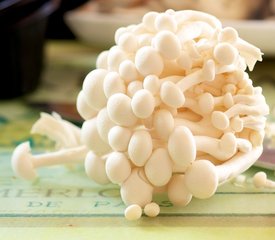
184, 160, 218, 199
84, 151, 110, 185
253, 171, 267, 188
168, 126, 196, 169
11, 142, 37, 180
124, 204, 142, 221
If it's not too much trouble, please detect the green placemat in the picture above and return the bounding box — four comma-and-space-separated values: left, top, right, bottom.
1, 41, 275, 239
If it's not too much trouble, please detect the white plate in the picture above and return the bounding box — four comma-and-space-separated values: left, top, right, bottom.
65, 10, 275, 55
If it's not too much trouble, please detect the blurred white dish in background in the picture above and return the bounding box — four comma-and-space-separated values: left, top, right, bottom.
65, 10, 275, 55
64, 11, 141, 49
223, 19, 275, 56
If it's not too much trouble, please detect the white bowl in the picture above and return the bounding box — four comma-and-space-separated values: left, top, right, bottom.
64, 10, 140, 49
65, 10, 275, 55
223, 19, 275, 56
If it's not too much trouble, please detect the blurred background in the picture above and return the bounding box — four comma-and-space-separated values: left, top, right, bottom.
1, 0, 275, 121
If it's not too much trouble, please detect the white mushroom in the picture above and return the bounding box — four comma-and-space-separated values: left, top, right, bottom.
10, 9, 270, 221
218, 27, 238, 43
211, 103, 269, 130
105, 152, 132, 184
153, 109, 174, 140
249, 130, 265, 147
96, 50, 108, 69
144, 202, 160, 217
124, 204, 142, 221
131, 89, 155, 119
82, 69, 108, 110
160, 81, 185, 108
213, 42, 238, 66
76, 91, 98, 121
31, 112, 80, 148
169, 126, 251, 163
135, 46, 164, 76
216, 146, 263, 184
142, 11, 158, 32
103, 71, 126, 98
253, 172, 275, 188
108, 126, 132, 152
176, 51, 192, 70
234, 38, 263, 71
176, 59, 215, 92
174, 117, 222, 138
230, 116, 266, 132
155, 12, 177, 32
167, 174, 193, 206
168, 126, 196, 169
96, 108, 115, 143
107, 46, 127, 71
84, 151, 110, 185
144, 148, 173, 187
128, 130, 153, 167
232, 94, 265, 106
120, 168, 154, 207
119, 60, 139, 83
81, 118, 111, 156
11, 142, 87, 181
153, 30, 181, 60
143, 75, 160, 95
195, 133, 237, 161
107, 93, 138, 127
197, 92, 234, 114
184, 160, 218, 199
118, 32, 138, 53
127, 81, 143, 97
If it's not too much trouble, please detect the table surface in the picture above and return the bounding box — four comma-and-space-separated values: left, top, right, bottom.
1, 40, 275, 239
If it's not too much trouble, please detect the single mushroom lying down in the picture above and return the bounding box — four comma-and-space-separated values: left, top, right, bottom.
11, 9, 269, 220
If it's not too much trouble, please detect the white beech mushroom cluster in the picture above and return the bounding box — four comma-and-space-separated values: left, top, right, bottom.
11, 10, 269, 220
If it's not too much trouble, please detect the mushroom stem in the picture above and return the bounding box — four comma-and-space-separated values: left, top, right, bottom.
182, 92, 232, 116
234, 38, 263, 71
177, 59, 215, 92
174, 117, 222, 138
215, 146, 263, 184
182, 146, 262, 199
236, 138, 252, 153
225, 104, 269, 118
183, 97, 203, 115
211, 103, 269, 130
231, 116, 266, 132
31, 112, 80, 148
197, 92, 233, 114
195, 133, 237, 161
198, 83, 222, 96
243, 116, 266, 130
32, 145, 87, 168
232, 94, 264, 106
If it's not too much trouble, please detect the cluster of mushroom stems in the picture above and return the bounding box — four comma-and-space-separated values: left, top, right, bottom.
11, 10, 271, 220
